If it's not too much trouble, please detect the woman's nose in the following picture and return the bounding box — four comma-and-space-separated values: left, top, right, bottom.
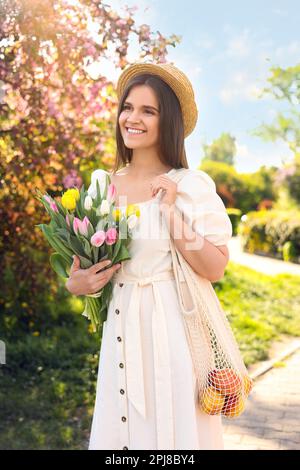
128, 110, 142, 121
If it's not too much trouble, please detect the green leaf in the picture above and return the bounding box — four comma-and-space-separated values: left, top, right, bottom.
111, 237, 122, 263
87, 221, 95, 239
78, 255, 93, 269
103, 173, 110, 200
55, 228, 72, 243
50, 253, 69, 278
82, 237, 92, 258
92, 246, 99, 264
96, 179, 101, 207
38, 224, 72, 262
55, 199, 67, 217
79, 183, 86, 213
67, 232, 86, 257
117, 244, 131, 262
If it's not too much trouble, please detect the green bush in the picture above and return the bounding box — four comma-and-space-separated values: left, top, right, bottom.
238, 209, 300, 263
199, 161, 277, 214
283, 241, 297, 262
227, 208, 242, 235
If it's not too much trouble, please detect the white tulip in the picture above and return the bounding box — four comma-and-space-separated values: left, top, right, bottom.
84, 195, 93, 211
100, 199, 110, 216
127, 214, 138, 230
87, 169, 108, 199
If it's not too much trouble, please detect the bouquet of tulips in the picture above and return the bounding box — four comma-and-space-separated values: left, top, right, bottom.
34, 172, 140, 332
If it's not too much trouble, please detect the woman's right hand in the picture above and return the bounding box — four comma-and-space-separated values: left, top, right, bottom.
65, 255, 122, 296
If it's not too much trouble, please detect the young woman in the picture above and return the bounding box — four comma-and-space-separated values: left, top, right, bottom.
66, 62, 232, 450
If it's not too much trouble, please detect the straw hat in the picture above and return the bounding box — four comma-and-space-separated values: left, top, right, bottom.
116, 61, 198, 138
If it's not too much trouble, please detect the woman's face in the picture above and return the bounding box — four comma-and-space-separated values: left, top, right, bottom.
119, 85, 160, 150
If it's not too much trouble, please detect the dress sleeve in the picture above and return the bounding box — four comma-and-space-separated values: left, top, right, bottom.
175, 169, 232, 246
87, 169, 109, 199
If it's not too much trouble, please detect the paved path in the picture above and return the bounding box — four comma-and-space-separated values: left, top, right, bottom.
228, 236, 300, 276
222, 349, 300, 450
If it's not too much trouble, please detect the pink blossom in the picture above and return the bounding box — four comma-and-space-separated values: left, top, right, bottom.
47, 99, 57, 117
96, 141, 105, 152
90, 83, 101, 99
91, 230, 106, 247
107, 183, 117, 203
50, 202, 59, 213
63, 170, 82, 189
105, 228, 118, 245
73, 216, 91, 237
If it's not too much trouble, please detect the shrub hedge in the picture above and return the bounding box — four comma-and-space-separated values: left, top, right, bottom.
238, 209, 300, 263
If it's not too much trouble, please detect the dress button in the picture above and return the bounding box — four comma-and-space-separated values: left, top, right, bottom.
121, 416, 127, 422
120, 389, 125, 395
119, 283, 124, 287
119, 363, 124, 368
117, 336, 122, 342
123, 446, 128, 450
115, 309, 120, 315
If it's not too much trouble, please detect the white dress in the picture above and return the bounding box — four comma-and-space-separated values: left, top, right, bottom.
87, 167, 233, 450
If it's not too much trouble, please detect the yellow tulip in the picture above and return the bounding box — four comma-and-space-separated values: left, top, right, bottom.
126, 204, 140, 218
61, 192, 77, 211
67, 188, 80, 201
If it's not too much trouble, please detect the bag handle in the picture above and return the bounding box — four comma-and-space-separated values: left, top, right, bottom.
167, 169, 198, 316
170, 238, 198, 316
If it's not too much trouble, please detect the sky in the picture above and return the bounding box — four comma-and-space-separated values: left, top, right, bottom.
96, 0, 300, 173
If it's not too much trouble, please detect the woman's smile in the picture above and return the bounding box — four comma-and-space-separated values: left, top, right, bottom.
125, 127, 147, 136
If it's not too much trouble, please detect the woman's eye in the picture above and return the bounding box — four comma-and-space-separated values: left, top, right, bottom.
122, 105, 153, 115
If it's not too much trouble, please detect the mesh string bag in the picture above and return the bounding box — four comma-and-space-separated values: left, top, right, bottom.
170, 240, 254, 418
167, 171, 254, 418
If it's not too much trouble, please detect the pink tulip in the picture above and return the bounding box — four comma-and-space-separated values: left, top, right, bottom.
43, 195, 52, 204
73, 216, 91, 237
105, 227, 118, 245
107, 183, 117, 203
50, 202, 59, 213
91, 230, 106, 247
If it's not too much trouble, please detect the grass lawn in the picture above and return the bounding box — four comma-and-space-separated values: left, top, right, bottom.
1, 260, 299, 449
214, 261, 300, 366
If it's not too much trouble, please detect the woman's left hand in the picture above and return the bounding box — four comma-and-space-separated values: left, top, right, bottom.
150, 174, 178, 208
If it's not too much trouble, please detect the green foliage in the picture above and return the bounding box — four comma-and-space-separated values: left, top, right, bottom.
274, 155, 300, 205
251, 63, 300, 193
283, 241, 297, 262
0, 301, 100, 450
261, 63, 300, 104
227, 208, 242, 235
199, 160, 277, 213
202, 132, 237, 166
272, 186, 299, 212
214, 262, 300, 366
50, 253, 69, 279
238, 209, 300, 262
